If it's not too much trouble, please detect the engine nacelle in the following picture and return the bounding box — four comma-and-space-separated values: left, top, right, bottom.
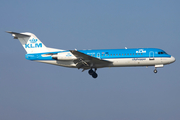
52, 52, 77, 60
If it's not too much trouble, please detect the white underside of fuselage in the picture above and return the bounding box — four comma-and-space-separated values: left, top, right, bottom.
35, 57, 174, 69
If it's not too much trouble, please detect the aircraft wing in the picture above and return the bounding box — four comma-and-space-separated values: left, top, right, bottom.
70, 50, 112, 69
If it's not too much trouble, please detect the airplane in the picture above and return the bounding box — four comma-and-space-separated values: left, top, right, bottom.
7, 31, 176, 78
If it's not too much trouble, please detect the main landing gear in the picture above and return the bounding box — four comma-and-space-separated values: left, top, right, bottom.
88, 68, 98, 78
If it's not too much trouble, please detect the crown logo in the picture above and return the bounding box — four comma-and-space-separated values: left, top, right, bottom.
29, 38, 38, 43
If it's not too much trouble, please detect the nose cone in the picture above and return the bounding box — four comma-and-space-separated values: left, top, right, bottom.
170, 56, 176, 63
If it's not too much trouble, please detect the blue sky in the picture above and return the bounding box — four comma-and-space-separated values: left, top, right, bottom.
1, 0, 180, 120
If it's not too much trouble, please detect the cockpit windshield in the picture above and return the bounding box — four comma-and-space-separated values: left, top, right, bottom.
158, 51, 167, 54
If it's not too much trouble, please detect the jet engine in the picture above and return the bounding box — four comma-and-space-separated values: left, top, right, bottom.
51, 52, 77, 60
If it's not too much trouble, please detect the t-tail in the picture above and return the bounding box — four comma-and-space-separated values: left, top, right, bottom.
6, 31, 63, 53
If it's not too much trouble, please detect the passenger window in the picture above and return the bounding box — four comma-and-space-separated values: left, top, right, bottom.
122, 54, 123, 56
119, 54, 121, 56
141, 53, 143, 55
127, 54, 129, 55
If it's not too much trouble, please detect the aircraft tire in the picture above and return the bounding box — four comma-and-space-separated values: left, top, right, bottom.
154, 69, 157, 73
88, 69, 94, 75
92, 72, 98, 78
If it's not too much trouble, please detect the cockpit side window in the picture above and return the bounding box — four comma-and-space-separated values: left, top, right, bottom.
158, 51, 167, 54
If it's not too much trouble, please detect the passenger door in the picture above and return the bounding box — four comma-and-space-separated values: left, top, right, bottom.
149, 51, 154, 60
97, 52, 101, 59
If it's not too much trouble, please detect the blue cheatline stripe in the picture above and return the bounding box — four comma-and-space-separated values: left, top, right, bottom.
25, 48, 171, 60
78, 48, 171, 59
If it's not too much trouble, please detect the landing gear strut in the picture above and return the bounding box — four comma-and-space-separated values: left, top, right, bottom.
88, 68, 98, 78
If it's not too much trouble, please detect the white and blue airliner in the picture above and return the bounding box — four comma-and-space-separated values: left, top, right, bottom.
7, 31, 175, 78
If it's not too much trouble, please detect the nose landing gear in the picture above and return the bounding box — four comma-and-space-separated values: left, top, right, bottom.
154, 69, 157, 73
88, 68, 98, 78
153, 65, 163, 73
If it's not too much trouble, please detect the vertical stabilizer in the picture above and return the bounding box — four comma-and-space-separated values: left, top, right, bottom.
7, 31, 49, 53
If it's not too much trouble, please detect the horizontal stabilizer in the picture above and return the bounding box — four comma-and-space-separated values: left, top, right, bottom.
6, 31, 30, 39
